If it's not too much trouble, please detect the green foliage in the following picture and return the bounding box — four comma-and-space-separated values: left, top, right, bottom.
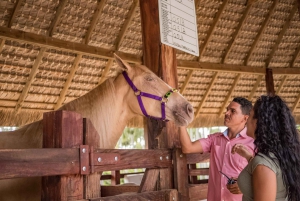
115, 127, 145, 149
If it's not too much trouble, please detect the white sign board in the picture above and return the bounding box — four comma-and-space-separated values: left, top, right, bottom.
158, 0, 199, 56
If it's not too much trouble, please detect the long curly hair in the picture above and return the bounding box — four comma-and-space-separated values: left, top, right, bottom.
253, 95, 300, 201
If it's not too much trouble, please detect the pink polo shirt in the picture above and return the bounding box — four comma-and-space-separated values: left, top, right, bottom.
199, 127, 254, 201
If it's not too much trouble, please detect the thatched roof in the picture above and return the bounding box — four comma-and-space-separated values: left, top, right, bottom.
0, 0, 300, 128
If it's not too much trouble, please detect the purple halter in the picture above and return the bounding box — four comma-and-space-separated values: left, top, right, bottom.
122, 71, 178, 121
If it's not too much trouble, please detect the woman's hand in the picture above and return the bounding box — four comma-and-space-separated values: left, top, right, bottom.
232, 143, 253, 161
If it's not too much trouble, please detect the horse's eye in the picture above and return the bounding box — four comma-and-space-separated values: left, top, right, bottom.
145, 75, 154, 81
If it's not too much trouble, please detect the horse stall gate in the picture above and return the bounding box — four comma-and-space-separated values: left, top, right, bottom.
0, 110, 209, 201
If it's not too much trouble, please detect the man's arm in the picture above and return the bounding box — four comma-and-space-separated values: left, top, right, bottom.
179, 127, 203, 154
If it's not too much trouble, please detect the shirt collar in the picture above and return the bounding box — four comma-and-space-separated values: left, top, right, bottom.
222, 127, 247, 138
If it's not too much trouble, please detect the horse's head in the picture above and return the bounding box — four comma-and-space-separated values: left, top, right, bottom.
114, 54, 194, 126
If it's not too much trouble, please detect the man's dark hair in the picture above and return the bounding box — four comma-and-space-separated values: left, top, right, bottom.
232, 97, 252, 115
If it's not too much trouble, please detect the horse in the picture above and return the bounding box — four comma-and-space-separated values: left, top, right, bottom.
0, 54, 194, 201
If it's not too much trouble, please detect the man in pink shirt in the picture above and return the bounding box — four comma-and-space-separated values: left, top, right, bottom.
179, 97, 254, 201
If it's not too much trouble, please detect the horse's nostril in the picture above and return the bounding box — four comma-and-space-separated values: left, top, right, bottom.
187, 104, 194, 116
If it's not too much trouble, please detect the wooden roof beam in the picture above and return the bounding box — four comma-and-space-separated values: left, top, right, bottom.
244, 0, 278, 66
218, 74, 241, 117
198, 0, 229, 60
84, 0, 107, 45
265, 6, 297, 67
0, 26, 141, 64
15, 48, 46, 113
195, 72, 219, 118
0, 39, 5, 52
115, 0, 139, 50
48, 0, 68, 37
8, 0, 24, 28
54, 54, 82, 110
98, 59, 113, 85
179, 70, 194, 95
222, 4, 252, 63
290, 44, 300, 67
177, 60, 300, 75
292, 93, 300, 113
276, 75, 287, 95
248, 74, 263, 101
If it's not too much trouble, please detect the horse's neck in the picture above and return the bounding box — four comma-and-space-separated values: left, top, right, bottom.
61, 77, 133, 149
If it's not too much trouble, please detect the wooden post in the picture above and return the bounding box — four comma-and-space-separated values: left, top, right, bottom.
83, 118, 101, 198
139, 0, 179, 192
265, 68, 275, 96
42, 110, 84, 201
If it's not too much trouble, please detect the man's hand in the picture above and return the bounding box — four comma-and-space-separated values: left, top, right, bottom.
226, 178, 242, 194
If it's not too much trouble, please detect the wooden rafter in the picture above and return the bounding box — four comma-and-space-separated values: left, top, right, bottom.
179, 70, 194, 94
8, 0, 24, 28
84, 0, 107, 45
195, 72, 219, 118
292, 93, 300, 113
15, 48, 46, 113
248, 74, 263, 101
265, 6, 297, 67
115, 0, 139, 50
218, 74, 241, 117
0, 39, 5, 52
198, 0, 229, 60
276, 75, 287, 95
195, 0, 201, 8
0, 26, 141, 64
291, 44, 300, 67
98, 59, 113, 85
244, 0, 278, 66
54, 54, 82, 110
222, 4, 252, 63
177, 60, 300, 75
48, 0, 68, 37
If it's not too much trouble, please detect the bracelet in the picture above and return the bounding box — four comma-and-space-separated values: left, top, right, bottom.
248, 156, 254, 162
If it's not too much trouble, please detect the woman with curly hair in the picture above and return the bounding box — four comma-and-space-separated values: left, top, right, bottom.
231, 95, 300, 201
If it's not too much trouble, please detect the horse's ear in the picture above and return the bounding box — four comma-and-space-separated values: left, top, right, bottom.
114, 53, 131, 72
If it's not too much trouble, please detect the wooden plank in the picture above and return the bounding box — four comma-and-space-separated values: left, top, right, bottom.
178, 60, 300, 75
292, 92, 300, 113
84, 0, 107, 44
0, 148, 79, 179
138, 169, 159, 192
276, 75, 287, 95
186, 153, 210, 164
111, 171, 121, 185
0, 38, 5, 52
91, 189, 178, 201
8, 0, 24, 27
15, 48, 46, 113
0, 26, 141, 64
115, 0, 139, 50
265, 68, 275, 96
54, 54, 82, 110
218, 74, 241, 117
291, 44, 300, 67
101, 185, 139, 197
245, 0, 278, 65
42, 110, 84, 201
159, 168, 173, 190
199, 0, 229, 60
189, 168, 209, 176
98, 59, 113, 85
189, 184, 208, 200
248, 75, 263, 101
180, 70, 194, 95
173, 149, 189, 200
222, 4, 253, 63
195, 72, 219, 118
188, 164, 198, 184
48, 0, 68, 36
83, 118, 101, 199
93, 149, 172, 172
265, 6, 297, 67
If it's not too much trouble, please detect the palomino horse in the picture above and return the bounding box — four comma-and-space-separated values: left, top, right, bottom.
0, 54, 194, 200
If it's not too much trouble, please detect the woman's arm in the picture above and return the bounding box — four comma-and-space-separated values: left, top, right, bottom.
253, 165, 276, 201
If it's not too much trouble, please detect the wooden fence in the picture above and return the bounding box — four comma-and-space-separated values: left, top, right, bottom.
0, 110, 209, 201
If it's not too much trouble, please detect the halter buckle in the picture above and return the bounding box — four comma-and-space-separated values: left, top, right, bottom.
161, 97, 168, 103
134, 90, 141, 96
